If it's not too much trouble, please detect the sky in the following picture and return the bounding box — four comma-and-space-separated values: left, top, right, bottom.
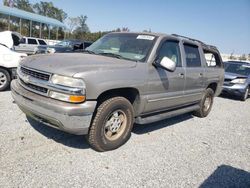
28, 0, 250, 54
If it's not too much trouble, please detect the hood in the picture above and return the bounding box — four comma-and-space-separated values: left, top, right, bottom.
0, 31, 22, 49
224, 72, 247, 80
21, 53, 137, 77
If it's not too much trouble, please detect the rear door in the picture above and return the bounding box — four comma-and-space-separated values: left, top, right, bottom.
14, 37, 26, 53
144, 40, 186, 113
183, 43, 205, 103
26, 38, 39, 54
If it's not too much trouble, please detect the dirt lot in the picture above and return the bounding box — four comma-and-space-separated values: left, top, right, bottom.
0, 90, 249, 187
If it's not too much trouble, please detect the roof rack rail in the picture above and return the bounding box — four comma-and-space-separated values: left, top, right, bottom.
171, 34, 206, 45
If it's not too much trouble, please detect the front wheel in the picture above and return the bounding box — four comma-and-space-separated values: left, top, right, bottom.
87, 97, 134, 152
193, 88, 214, 118
240, 87, 249, 101
0, 68, 11, 91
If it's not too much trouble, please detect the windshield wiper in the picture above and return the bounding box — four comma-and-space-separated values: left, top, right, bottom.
82, 49, 96, 54
98, 52, 124, 59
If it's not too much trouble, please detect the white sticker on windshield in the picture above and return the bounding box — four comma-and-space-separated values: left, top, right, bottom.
136, 35, 155, 40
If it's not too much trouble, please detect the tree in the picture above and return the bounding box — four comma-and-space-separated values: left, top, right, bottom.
73, 15, 90, 39
66, 17, 80, 34
4, 0, 34, 12
229, 52, 236, 60
239, 54, 247, 61
33, 1, 67, 22
114, 27, 130, 32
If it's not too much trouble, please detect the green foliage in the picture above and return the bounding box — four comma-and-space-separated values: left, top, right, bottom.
239, 54, 247, 61
4, 0, 34, 12
33, 1, 67, 22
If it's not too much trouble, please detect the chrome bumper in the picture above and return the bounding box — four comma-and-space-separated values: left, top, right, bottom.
11, 80, 97, 135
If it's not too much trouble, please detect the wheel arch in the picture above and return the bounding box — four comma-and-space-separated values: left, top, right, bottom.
96, 87, 140, 115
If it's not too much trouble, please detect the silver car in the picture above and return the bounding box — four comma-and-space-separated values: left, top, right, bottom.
222, 61, 250, 101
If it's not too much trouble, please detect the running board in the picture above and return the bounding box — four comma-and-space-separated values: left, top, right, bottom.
135, 104, 200, 124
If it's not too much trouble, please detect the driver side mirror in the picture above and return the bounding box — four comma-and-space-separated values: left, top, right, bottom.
158, 56, 176, 72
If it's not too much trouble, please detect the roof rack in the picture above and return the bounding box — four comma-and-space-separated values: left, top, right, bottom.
172, 34, 218, 51
171, 34, 206, 45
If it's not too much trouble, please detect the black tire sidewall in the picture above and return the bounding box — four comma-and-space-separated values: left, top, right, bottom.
90, 97, 134, 151
0, 68, 11, 91
200, 88, 214, 117
241, 87, 249, 101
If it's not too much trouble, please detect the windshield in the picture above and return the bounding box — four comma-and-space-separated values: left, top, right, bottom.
225, 63, 250, 76
86, 33, 157, 61
55, 40, 71, 46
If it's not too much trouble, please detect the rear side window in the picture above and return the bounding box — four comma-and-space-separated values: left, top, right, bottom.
184, 44, 201, 67
20, 38, 26, 44
28, 39, 38, 45
38, 40, 47, 45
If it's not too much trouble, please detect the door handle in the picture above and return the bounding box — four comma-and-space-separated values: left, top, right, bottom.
199, 73, 203, 77
179, 73, 184, 78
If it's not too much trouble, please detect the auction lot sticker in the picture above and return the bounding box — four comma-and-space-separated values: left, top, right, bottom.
137, 35, 155, 40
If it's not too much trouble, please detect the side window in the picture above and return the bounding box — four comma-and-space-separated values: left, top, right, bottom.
38, 40, 47, 45
184, 44, 201, 67
204, 50, 222, 67
158, 41, 182, 67
28, 39, 38, 45
19, 38, 26, 44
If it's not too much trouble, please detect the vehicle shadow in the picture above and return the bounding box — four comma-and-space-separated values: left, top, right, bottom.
133, 113, 193, 135
27, 116, 90, 149
219, 93, 242, 101
199, 165, 250, 188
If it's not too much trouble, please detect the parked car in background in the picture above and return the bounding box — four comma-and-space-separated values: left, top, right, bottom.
14, 37, 47, 55
0, 31, 27, 91
11, 32, 224, 151
222, 61, 250, 101
36, 39, 93, 54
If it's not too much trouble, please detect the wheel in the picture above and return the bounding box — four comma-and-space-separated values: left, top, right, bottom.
0, 68, 11, 91
193, 88, 214, 118
87, 97, 134, 152
240, 87, 249, 101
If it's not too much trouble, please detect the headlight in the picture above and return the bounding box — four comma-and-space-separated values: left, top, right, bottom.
50, 74, 86, 103
231, 78, 246, 84
47, 48, 56, 53
51, 74, 85, 88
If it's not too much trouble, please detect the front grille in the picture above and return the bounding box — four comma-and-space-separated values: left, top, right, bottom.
224, 78, 232, 82
21, 67, 50, 81
20, 78, 48, 94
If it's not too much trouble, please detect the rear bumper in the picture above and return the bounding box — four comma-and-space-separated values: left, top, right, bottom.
11, 80, 97, 135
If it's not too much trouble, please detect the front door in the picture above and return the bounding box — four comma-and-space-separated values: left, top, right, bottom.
144, 40, 186, 113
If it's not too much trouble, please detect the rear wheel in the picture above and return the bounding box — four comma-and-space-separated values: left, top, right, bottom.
240, 87, 249, 101
87, 97, 134, 152
0, 68, 11, 91
193, 88, 214, 118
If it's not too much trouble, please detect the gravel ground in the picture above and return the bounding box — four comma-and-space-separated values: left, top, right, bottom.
0, 90, 249, 188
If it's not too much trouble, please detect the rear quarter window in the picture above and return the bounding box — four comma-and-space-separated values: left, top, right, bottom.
38, 40, 47, 45
204, 50, 222, 67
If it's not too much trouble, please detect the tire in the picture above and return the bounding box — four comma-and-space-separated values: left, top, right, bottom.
87, 97, 134, 152
0, 68, 11, 91
240, 87, 249, 101
193, 88, 214, 118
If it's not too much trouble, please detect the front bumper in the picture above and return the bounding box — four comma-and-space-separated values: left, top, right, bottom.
11, 80, 97, 135
222, 84, 247, 96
